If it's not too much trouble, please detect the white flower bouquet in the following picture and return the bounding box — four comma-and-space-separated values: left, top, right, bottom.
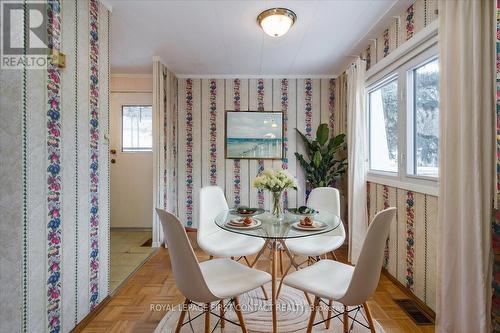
252, 168, 298, 219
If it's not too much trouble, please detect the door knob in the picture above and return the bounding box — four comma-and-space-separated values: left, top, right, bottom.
110, 149, 116, 154
111, 158, 116, 164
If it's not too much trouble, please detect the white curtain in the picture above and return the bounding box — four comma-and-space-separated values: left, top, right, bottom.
347, 58, 368, 264
437, 1, 495, 332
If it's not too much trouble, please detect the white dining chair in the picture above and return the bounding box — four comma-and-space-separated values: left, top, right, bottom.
198, 186, 266, 260
283, 207, 396, 333
156, 208, 271, 333
198, 186, 268, 298
278, 187, 346, 328
284, 187, 346, 263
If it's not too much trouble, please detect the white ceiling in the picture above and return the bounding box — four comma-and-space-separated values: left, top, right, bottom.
107, 0, 406, 76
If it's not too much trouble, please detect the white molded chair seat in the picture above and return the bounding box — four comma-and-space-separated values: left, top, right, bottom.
200, 258, 271, 299
198, 186, 265, 259
285, 228, 345, 257
283, 259, 354, 300
199, 231, 265, 258
285, 187, 345, 258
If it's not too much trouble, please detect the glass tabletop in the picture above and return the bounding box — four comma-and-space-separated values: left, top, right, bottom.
214, 208, 342, 240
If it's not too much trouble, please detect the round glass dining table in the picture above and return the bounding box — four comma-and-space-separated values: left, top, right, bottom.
214, 209, 341, 240
214, 209, 342, 333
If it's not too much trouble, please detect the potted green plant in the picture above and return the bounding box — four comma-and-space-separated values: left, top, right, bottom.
294, 123, 347, 189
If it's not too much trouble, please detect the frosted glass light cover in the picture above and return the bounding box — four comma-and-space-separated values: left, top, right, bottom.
257, 8, 296, 38
260, 14, 293, 37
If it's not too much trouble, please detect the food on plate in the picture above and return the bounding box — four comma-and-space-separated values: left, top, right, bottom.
300, 216, 313, 227
243, 217, 253, 225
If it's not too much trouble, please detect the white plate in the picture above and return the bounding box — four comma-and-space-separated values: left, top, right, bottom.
292, 221, 327, 231
225, 218, 262, 229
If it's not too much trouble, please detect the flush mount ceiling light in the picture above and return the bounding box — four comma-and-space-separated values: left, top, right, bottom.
257, 8, 297, 37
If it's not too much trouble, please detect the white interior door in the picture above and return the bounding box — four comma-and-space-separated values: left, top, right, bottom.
110, 92, 153, 228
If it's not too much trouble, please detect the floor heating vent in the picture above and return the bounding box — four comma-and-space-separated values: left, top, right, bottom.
394, 299, 433, 325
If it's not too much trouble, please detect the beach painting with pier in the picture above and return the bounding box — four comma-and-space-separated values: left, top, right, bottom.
225, 111, 283, 159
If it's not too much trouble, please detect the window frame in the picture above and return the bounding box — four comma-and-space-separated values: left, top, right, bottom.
121, 104, 153, 153
366, 44, 439, 195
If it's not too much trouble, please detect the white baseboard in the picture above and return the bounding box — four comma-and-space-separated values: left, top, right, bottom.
152, 241, 164, 248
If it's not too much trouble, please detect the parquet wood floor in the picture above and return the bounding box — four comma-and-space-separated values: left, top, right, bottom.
110, 230, 154, 291
79, 231, 435, 333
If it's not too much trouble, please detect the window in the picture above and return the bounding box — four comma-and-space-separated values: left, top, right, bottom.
367, 46, 439, 190
122, 106, 153, 152
408, 58, 439, 178
369, 78, 398, 173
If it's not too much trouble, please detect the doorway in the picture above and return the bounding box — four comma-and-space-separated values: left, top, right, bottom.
109, 91, 155, 291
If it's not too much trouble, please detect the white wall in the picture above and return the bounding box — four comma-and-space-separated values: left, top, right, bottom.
111, 74, 153, 92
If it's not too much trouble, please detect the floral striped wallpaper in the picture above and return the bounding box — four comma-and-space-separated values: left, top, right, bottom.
46, 1, 63, 331
162, 67, 178, 217
88, 0, 101, 311
367, 182, 438, 311
169, 78, 339, 228
0, 1, 111, 332
362, 0, 438, 71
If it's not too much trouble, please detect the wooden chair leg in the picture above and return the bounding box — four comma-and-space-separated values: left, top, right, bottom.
209, 255, 213, 260
251, 239, 270, 268
175, 298, 190, 333
280, 250, 284, 275
276, 260, 293, 298
260, 285, 268, 300
220, 299, 225, 328
304, 292, 327, 324
363, 302, 376, 333
278, 240, 299, 270
303, 291, 312, 306
205, 303, 211, 333
326, 299, 333, 329
306, 296, 320, 333
233, 297, 248, 333
343, 305, 348, 333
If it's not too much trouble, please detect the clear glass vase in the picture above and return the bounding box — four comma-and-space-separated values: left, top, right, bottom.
271, 190, 284, 222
